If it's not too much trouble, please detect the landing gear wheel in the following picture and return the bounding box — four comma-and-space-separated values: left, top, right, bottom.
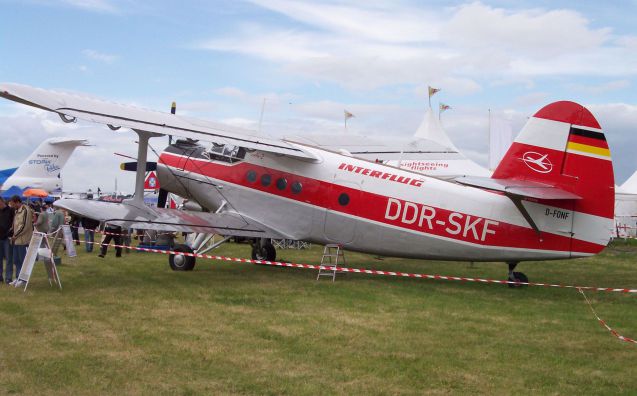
508, 272, 528, 288
252, 242, 276, 261
169, 244, 196, 271
506, 261, 528, 288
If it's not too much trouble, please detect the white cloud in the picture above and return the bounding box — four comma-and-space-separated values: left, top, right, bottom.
220, 117, 260, 130
566, 80, 630, 95
196, 1, 637, 90
199, 25, 328, 63
82, 49, 119, 63
247, 0, 440, 43
443, 2, 610, 57
512, 92, 550, 107
213, 86, 298, 112
415, 78, 482, 97
75, 65, 90, 74
61, 0, 118, 13
173, 101, 219, 116
587, 103, 637, 182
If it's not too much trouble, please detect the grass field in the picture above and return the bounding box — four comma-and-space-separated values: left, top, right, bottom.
1, 238, 636, 395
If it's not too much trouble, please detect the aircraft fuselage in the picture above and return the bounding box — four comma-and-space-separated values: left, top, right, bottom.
157, 141, 609, 262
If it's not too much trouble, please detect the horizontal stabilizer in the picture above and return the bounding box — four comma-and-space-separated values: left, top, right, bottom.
46, 138, 91, 146
54, 198, 289, 239
456, 176, 582, 200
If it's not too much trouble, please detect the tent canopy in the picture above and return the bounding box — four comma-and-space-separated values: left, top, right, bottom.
0, 185, 25, 199
23, 188, 49, 198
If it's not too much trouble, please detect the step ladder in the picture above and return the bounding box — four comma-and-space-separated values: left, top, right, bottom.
317, 244, 346, 282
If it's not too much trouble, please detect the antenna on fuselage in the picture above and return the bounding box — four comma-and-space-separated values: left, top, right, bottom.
169, 101, 176, 145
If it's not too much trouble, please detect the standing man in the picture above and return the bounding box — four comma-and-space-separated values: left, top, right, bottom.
0, 197, 14, 284
69, 214, 81, 246
9, 195, 33, 284
34, 204, 50, 234
49, 206, 65, 233
82, 217, 100, 253
98, 224, 122, 258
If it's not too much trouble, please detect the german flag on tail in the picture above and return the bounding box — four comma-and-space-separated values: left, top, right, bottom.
566, 127, 611, 160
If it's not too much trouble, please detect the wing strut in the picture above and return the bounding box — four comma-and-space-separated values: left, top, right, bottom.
130, 130, 162, 205
508, 196, 542, 240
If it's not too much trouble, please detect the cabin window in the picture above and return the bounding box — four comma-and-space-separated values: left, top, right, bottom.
261, 174, 272, 187
246, 170, 257, 183
291, 182, 302, 194
276, 178, 287, 190
204, 144, 246, 163
338, 193, 350, 206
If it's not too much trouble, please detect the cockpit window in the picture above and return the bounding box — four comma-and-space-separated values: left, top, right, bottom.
203, 144, 246, 163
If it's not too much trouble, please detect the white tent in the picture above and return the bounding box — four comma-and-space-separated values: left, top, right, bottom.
614, 170, 637, 238
618, 170, 637, 194
414, 108, 459, 151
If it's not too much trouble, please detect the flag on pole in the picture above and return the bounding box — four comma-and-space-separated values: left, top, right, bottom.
428, 86, 440, 108
439, 103, 451, 119
344, 109, 354, 130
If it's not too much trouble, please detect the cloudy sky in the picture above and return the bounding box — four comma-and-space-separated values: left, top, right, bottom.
1, 0, 636, 193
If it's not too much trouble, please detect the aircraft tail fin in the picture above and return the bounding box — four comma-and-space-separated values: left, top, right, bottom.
11, 138, 90, 180
0, 167, 18, 186
492, 101, 614, 252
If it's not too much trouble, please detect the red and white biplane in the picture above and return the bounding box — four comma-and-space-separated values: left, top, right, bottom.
0, 83, 615, 283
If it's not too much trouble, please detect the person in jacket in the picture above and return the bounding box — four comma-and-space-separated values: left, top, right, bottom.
8, 195, 34, 284
82, 217, 100, 253
0, 197, 14, 284
49, 207, 65, 233
34, 207, 49, 234
98, 224, 122, 258
69, 214, 81, 246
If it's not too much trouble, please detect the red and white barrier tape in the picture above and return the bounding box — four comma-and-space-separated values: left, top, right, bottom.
69, 238, 637, 344
78, 239, 637, 293
578, 288, 637, 344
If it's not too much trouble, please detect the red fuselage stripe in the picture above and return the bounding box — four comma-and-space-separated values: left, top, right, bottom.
158, 152, 605, 254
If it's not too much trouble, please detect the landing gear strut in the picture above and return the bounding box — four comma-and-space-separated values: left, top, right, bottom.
507, 261, 528, 288
252, 238, 276, 261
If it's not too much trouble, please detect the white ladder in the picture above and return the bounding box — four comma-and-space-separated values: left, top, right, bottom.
317, 244, 346, 282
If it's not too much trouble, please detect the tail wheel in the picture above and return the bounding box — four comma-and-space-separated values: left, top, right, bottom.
169, 244, 196, 271
252, 242, 276, 261
508, 271, 528, 288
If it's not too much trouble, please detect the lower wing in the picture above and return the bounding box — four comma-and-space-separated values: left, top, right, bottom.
54, 198, 290, 239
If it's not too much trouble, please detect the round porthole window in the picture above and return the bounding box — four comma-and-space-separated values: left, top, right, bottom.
338, 193, 350, 206
246, 170, 257, 183
261, 174, 272, 187
276, 178, 287, 190
291, 181, 302, 194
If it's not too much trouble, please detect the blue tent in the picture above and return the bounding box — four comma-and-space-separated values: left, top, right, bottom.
0, 185, 25, 199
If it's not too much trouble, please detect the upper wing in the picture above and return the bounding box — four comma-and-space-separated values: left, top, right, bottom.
0, 83, 315, 160
54, 198, 291, 239
286, 134, 459, 159
456, 176, 582, 200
